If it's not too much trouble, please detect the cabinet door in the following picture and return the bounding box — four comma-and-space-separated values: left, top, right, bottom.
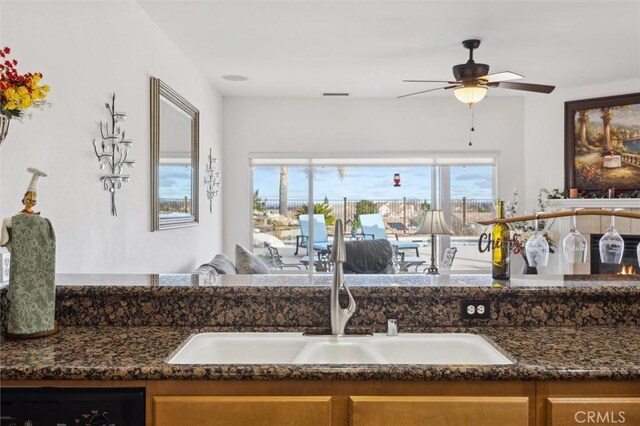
546, 397, 640, 426
154, 396, 332, 426
350, 396, 529, 426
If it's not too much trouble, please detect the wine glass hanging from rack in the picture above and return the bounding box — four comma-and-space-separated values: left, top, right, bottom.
479, 207, 640, 270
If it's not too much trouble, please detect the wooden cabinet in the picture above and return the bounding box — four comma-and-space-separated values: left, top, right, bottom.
546, 397, 640, 426
537, 382, 640, 426
350, 396, 529, 426
4, 379, 639, 426
154, 396, 332, 426
146, 380, 535, 426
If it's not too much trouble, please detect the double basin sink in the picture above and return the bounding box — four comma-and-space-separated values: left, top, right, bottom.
168, 333, 513, 365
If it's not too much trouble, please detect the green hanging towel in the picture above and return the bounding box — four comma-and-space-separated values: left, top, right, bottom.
7, 214, 56, 337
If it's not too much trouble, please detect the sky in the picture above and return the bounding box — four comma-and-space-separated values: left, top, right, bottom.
159, 165, 193, 199
158, 164, 494, 202
253, 165, 493, 201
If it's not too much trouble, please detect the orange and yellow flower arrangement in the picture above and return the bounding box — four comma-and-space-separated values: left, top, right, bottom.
0, 46, 50, 116
0, 46, 50, 144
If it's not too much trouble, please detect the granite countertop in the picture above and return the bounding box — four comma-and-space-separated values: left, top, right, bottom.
1, 325, 639, 381
1, 274, 638, 382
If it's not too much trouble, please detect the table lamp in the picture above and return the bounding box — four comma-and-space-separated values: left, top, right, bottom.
416, 210, 453, 275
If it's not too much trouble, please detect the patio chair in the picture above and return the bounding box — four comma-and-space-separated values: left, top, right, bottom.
294, 214, 332, 255
441, 247, 457, 270
393, 246, 425, 272
299, 251, 333, 272
418, 247, 457, 273
264, 243, 302, 270
358, 213, 421, 256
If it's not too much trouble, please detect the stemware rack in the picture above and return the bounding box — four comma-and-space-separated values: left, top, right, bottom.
478, 208, 640, 225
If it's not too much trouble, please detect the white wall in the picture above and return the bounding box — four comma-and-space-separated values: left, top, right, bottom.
522, 78, 640, 212
0, 1, 224, 273
223, 97, 525, 255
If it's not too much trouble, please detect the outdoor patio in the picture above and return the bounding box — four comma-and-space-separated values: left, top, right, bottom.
257, 236, 490, 273
253, 197, 493, 273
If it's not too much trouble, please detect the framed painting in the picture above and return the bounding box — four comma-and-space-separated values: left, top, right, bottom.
565, 93, 640, 197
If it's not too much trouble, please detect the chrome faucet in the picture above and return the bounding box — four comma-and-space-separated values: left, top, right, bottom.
330, 219, 356, 336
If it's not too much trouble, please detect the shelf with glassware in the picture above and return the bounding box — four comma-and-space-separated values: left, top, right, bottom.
477, 209, 640, 224
478, 206, 640, 278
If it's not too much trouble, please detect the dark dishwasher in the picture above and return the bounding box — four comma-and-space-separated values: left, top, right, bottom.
0, 387, 145, 426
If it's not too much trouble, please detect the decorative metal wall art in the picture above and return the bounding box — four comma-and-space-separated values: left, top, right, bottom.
93, 94, 135, 216
204, 148, 221, 213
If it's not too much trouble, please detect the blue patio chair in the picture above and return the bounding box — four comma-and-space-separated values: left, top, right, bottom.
358, 213, 420, 256
295, 214, 331, 255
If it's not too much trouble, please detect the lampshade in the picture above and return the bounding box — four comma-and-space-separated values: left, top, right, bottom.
454, 86, 488, 106
416, 210, 453, 235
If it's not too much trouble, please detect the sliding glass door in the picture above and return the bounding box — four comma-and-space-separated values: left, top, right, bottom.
250, 156, 495, 274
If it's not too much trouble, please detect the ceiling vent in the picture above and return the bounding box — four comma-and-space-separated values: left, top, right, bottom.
322, 93, 350, 97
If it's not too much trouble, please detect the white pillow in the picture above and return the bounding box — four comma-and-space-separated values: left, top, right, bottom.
235, 244, 271, 274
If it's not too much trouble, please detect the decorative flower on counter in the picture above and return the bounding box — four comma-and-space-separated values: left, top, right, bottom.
0, 46, 50, 118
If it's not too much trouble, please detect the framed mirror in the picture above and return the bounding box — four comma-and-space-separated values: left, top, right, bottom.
151, 77, 199, 231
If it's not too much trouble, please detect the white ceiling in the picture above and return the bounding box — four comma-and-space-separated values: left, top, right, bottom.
137, 0, 640, 98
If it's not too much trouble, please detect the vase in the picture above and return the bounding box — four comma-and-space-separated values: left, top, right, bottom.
0, 114, 10, 146
521, 263, 538, 275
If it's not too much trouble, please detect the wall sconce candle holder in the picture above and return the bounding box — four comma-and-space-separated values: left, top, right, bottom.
204, 148, 221, 213
92, 94, 135, 216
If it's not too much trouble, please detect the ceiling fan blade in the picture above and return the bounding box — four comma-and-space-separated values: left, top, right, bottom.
485, 71, 524, 83
397, 85, 458, 99
495, 81, 555, 93
403, 79, 457, 84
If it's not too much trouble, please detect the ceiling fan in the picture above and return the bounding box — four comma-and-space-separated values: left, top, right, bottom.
398, 39, 555, 106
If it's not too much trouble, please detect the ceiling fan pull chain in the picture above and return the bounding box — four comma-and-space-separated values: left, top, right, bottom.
468, 107, 475, 146
471, 107, 475, 132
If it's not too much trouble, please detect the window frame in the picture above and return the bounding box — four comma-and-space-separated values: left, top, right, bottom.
249, 152, 498, 275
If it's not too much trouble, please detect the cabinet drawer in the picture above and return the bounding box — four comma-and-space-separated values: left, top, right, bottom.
547, 397, 640, 426
154, 396, 332, 426
350, 396, 529, 426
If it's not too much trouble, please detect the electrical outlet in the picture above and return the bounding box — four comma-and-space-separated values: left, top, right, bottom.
461, 300, 491, 320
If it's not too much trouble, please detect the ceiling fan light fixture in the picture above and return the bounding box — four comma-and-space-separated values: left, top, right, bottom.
398, 40, 555, 100
454, 85, 487, 107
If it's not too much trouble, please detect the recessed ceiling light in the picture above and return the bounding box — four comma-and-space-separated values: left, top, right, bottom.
322, 93, 350, 96
222, 75, 249, 82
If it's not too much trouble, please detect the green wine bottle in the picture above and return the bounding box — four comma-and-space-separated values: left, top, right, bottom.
492, 200, 510, 279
